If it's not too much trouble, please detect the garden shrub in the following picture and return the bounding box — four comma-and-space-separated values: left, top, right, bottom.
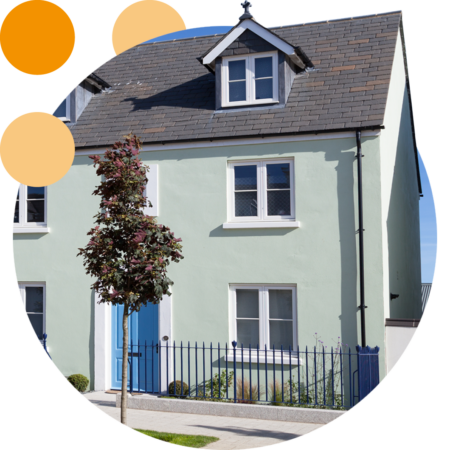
203, 370, 234, 399
236, 378, 259, 404
67, 374, 89, 392
169, 380, 189, 397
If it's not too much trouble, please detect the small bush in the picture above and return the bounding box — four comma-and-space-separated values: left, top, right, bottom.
236, 378, 260, 404
269, 380, 294, 406
169, 380, 189, 397
67, 374, 89, 392
203, 370, 234, 399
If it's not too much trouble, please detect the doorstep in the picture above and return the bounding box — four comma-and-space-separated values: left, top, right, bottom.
106, 389, 143, 396
115, 394, 345, 424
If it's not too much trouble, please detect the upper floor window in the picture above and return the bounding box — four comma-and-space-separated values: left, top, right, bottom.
54, 95, 70, 122
228, 159, 295, 222
14, 185, 47, 228
222, 52, 278, 107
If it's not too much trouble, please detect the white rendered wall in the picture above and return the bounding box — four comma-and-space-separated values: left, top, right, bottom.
385, 325, 417, 372
379, 31, 422, 321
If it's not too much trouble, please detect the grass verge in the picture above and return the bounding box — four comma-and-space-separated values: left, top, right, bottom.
135, 429, 219, 448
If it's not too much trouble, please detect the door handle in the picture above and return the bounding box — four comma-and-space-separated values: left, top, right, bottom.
156, 344, 158, 354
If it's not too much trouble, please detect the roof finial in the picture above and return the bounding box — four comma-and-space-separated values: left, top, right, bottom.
240, 1, 253, 20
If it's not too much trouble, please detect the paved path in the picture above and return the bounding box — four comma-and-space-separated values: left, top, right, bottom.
84, 391, 324, 449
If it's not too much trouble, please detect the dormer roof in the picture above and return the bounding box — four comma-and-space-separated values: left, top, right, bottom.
200, 18, 313, 72
86, 73, 111, 91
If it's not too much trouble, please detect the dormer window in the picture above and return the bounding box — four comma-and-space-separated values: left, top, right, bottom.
54, 95, 71, 122
200, 6, 313, 111
222, 52, 278, 107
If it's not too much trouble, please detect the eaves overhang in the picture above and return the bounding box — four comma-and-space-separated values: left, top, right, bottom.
75, 125, 384, 152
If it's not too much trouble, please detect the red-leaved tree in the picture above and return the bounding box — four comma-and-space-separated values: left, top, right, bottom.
77, 134, 183, 424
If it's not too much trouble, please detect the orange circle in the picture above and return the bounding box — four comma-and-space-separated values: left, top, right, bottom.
0, 113, 75, 187
113, 0, 185, 55
0, 1, 75, 75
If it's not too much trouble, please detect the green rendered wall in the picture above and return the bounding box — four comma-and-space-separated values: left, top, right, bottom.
14, 134, 389, 387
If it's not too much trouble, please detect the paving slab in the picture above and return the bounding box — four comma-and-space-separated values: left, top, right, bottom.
84, 391, 324, 449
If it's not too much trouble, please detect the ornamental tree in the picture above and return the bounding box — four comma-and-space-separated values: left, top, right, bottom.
77, 134, 183, 425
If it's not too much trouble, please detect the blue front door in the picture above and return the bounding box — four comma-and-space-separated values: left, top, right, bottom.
111, 303, 159, 392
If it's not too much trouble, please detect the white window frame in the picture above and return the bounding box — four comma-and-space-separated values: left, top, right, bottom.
18, 283, 46, 341
14, 184, 48, 232
228, 284, 299, 364
143, 164, 159, 216
227, 158, 296, 223
56, 95, 71, 122
222, 51, 279, 107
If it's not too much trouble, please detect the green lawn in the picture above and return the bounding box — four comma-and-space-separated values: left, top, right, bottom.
135, 429, 219, 448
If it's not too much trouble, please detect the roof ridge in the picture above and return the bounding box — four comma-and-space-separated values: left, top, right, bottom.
270, 10, 402, 30
137, 10, 402, 46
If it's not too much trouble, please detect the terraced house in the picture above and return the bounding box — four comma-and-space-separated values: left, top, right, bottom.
14, 6, 422, 393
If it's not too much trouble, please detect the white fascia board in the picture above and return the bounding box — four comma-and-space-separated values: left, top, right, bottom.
203, 19, 295, 65
245, 20, 294, 55
203, 24, 246, 65
76, 130, 381, 157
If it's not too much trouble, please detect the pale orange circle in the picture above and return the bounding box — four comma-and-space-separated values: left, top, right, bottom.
0, 113, 75, 187
0, 0, 75, 75
113, 0, 185, 55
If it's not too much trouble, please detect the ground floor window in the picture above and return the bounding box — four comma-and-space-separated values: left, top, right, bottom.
18, 283, 45, 339
229, 284, 297, 350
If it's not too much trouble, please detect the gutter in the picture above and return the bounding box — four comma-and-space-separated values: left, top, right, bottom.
75, 125, 384, 152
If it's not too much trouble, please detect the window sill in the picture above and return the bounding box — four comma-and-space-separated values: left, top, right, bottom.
226, 351, 302, 366
223, 221, 300, 230
14, 227, 50, 234
222, 100, 279, 109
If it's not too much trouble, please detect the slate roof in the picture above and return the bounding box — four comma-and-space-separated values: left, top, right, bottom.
71, 11, 403, 149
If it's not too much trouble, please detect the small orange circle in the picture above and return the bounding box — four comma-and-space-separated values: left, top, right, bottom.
0, 1, 75, 75
113, 0, 185, 55
0, 113, 75, 187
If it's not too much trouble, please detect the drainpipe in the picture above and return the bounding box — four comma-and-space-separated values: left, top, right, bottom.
356, 130, 367, 348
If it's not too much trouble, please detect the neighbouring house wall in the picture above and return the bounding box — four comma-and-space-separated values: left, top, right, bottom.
13, 133, 388, 386
379, 31, 422, 322
13, 156, 100, 387
385, 319, 419, 372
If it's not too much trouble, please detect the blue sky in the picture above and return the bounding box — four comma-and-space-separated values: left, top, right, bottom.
147, 27, 437, 283
418, 153, 437, 282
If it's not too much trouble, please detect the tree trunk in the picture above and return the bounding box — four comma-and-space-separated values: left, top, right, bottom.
121, 305, 129, 425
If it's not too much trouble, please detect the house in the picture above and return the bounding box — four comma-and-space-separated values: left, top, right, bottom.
13, 5, 422, 393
